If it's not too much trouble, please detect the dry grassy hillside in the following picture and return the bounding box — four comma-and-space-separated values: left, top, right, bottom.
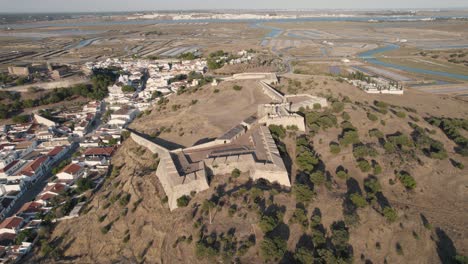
29, 74, 468, 264
130, 79, 272, 147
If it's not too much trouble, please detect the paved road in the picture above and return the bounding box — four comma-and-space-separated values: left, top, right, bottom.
4, 143, 79, 219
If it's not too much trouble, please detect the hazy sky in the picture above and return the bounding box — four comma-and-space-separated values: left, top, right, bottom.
1, 0, 467, 13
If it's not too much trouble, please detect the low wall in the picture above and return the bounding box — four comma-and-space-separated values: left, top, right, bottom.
259, 81, 284, 103
34, 114, 56, 127
130, 132, 170, 156
259, 115, 306, 132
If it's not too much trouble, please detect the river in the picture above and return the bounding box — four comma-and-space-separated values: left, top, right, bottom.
358, 44, 468, 81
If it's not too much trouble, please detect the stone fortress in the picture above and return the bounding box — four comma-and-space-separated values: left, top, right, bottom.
130, 73, 328, 210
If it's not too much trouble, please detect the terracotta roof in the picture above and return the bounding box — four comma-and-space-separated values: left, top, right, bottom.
0, 144, 15, 151
0, 217, 23, 229
0, 233, 16, 245
37, 192, 57, 201
0, 160, 20, 173
18, 201, 43, 214
47, 146, 65, 157
42, 182, 67, 194
60, 163, 83, 175
20, 156, 48, 177
83, 147, 115, 157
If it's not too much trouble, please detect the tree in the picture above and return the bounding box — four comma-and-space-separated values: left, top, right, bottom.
292, 184, 316, 203
259, 215, 280, 234
332, 101, 345, 113
290, 208, 309, 228
294, 247, 315, 264
397, 171, 416, 189
350, 193, 367, 208
177, 195, 191, 207
310, 171, 325, 186
12, 114, 30, 123
76, 177, 93, 193
260, 236, 287, 261
367, 112, 378, 121
231, 168, 241, 178
121, 85, 136, 93
202, 200, 216, 224
357, 159, 371, 172
296, 151, 319, 174
364, 178, 381, 194
269, 124, 286, 140
339, 130, 360, 146
233, 85, 243, 91
330, 142, 341, 154
383, 207, 398, 222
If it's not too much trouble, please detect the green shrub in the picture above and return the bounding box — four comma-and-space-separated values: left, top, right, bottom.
350, 193, 367, 208
397, 171, 416, 189
259, 215, 280, 233
310, 171, 325, 186
336, 170, 348, 179
339, 130, 360, 146
294, 247, 315, 264
374, 100, 388, 109
369, 129, 384, 139
269, 124, 286, 140
313, 103, 321, 110
296, 151, 319, 174
330, 142, 341, 154
396, 242, 404, 255
233, 85, 243, 91
396, 111, 406, 118
290, 208, 309, 228
383, 207, 398, 222
177, 195, 191, 207
357, 159, 371, 172
231, 168, 241, 178
332, 102, 345, 113
260, 236, 287, 261
119, 193, 131, 207
100, 223, 112, 234
367, 112, 378, 122
364, 178, 381, 193
342, 111, 351, 121
373, 164, 382, 175
292, 184, 316, 204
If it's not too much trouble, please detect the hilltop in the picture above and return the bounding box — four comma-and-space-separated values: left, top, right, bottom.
26, 74, 468, 264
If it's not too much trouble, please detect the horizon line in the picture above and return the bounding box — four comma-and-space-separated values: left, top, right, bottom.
1, 7, 468, 14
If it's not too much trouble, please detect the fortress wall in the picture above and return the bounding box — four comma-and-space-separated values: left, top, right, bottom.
285, 94, 328, 112
252, 165, 291, 187
259, 81, 284, 103
130, 132, 170, 156
184, 140, 226, 151
34, 114, 56, 127
169, 170, 210, 210
231, 73, 278, 84
262, 115, 306, 131
207, 154, 256, 175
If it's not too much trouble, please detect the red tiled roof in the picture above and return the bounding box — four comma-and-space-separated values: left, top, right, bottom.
42, 183, 67, 194
60, 163, 82, 175
0, 232, 16, 242
0, 217, 23, 229
83, 147, 115, 157
37, 192, 57, 201
18, 201, 43, 214
20, 156, 47, 177
47, 146, 65, 157
0, 160, 19, 173
0, 144, 15, 151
